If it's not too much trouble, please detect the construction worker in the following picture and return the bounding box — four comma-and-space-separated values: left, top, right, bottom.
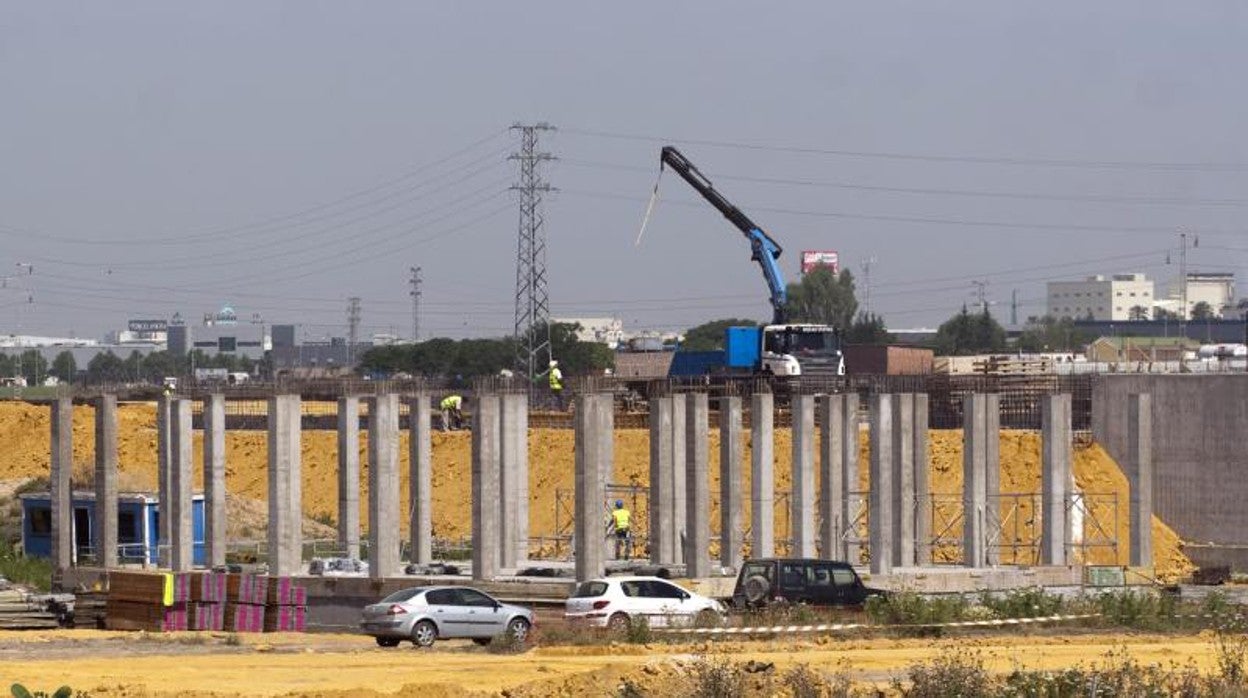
608, 499, 632, 561
439, 394, 464, 431
548, 359, 564, 411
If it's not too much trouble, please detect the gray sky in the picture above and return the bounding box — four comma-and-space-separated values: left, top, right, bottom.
2, 2, 1246, 342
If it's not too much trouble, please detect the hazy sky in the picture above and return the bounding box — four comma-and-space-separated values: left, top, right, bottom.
3, 2, 1246, 342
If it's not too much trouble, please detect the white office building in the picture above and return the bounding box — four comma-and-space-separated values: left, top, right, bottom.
1046, 274, 1155, 321
1167, 272, 1235, 318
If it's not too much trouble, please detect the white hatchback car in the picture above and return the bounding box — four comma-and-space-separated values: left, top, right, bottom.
564, 576, 725, 630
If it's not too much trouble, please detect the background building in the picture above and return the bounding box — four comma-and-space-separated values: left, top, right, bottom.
1047, 274, 1155, 321
1167, 272, 1235, 318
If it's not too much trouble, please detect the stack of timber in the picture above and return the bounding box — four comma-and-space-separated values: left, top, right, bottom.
263, 576, 308, 632
106, 571, 191, 631
188, 572, 228, 631
225, 572, 268, 632
0, 588, 60, 629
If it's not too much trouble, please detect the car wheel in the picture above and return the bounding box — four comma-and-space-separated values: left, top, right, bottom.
506, 617, 531, 643
410, 619, 438, 648
743, 574, 771, 606
375, 637, 401, 648
607, 612, 630, 633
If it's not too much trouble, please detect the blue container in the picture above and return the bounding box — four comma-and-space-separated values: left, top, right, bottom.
668, 350, 725, 377
724, 326, 762, 368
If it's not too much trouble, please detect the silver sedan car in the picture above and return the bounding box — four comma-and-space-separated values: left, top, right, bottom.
360, 585, 534, 648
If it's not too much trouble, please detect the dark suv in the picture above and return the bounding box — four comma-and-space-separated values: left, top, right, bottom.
731, 558, 886, 609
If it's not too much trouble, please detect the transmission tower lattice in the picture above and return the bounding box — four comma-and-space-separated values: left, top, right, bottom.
347, 296, 361, 365
510, 122, 557, 383
409, 266, 422, 342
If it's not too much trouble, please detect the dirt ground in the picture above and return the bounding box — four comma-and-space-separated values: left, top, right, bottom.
0, 628, 1229, 697
0, 401, 1193, 580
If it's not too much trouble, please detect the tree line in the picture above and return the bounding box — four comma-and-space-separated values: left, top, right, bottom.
1, 349, 261, 386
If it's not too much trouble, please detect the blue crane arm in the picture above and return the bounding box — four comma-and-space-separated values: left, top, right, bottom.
660, 146, 788, 324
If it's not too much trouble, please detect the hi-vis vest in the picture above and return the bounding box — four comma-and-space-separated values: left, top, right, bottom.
440, 395, 462, 411
611, 508, 631, 531
549, 367, 563, 390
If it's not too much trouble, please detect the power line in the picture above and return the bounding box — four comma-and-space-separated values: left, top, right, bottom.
563, 188, 1237, 237
562, 126, 1248, 172
561, 158, 1248, 207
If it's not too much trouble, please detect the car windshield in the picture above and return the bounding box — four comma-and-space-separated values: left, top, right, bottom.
572, 581, 609, 598
763, 327, 840, 357
380, 588, 423, 603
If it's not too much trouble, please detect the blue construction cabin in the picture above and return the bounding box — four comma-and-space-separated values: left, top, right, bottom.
20, 492, 206, 566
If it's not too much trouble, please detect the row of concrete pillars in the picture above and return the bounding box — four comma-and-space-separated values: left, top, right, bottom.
49, 389, 1153, 581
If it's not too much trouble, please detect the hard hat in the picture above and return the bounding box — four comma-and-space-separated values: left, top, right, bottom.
549, 360, 558, 367
615, 500, 624, 508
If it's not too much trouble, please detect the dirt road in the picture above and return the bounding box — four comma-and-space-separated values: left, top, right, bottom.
0, 629, 1226, 697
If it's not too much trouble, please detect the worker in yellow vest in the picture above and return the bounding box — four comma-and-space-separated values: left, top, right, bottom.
548, 359, 564, 411
608, 499, 632, 560
439, 394, 464, 431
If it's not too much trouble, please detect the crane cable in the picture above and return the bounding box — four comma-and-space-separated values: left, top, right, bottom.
634, 161, 666, 246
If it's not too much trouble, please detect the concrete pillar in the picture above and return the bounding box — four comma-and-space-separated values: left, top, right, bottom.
890, 394, 916, 568
842, 393, 861, 564
868, 394, 894, 575
574, 394, 611, 581
962, 394, 988, 568
1127, 393, 1153, 567
336, 396, 360, 560
819, 394, 845, 561
408, 393, 433, 566
984, 393, 1001, 566
203, 394, 226, 569
1040, 394, 1072, 566
50, 397, 72, 571
471, 394, 502, 581
648, 397, 674, 564
718, 396, 744, 571
156, 395, 171, 566
500, 393, 529, 568
750, 392, 775, 558
170, 399, 194, 572
913, 394, 932, 565
791, 394, 817, 558
669, 393, 687, 562
267, 394, 302, 577
368, 394, 401, 578
93, 395, 118, 568
685, 393, 710, 577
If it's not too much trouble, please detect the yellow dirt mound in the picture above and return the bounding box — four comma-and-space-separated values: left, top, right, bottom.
0, 402, 1191, 581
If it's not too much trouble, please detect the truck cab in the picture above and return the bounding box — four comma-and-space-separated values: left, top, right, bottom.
761, 324, 844, 377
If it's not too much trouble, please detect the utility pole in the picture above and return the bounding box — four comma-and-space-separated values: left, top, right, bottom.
859, 256, 877, 316
346, 297, 361, 366
409, 266, 422, 343
510, 122, 557, 384
1011, 289, 1018, 326
1177, 230, 1198, 340
971, 280, 989, 314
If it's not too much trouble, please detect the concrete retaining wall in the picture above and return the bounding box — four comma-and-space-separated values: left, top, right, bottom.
1092, 374, 1248, 571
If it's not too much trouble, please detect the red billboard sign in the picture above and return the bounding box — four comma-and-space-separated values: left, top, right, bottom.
801, 250, 840, 275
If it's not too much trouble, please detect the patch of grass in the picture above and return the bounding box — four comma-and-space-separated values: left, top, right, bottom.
895, 649, 995, 697
865, 591, 971, 632
484, 631, 528, 655
0, 546, 52, 592
688, 657, 751, 698
623, 615, 653, 644
1073, 589, 1180, 631
223, 633, 242, 646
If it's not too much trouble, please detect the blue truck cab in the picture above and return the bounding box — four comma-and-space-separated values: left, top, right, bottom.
670, 324, 843, 378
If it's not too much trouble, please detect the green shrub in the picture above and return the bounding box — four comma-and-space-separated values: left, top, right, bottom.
10, 685, 75, 698
623, 615, 653, 644
0, 547, 52, 592
895, 650, 994, 698
978, 587, 1064, 619
1079, 589, 1179, 630
866, 591, 971, 629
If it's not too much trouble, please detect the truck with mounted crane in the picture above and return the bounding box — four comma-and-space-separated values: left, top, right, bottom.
658, 146, 844, 380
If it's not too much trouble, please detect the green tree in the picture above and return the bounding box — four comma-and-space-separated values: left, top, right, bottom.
1153, 306, 1179, 321
784, 267, 858, 329
1016, 315, 1092, 353
49, 351, 76, 384
681, 318, 760, 351
843, 312, 893, 345
934, 306, 1007, 355
87, 351, 127, 383
1191, 301, 1216, 321
18, 350, 47, 386
1128, 305, 1149, 321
